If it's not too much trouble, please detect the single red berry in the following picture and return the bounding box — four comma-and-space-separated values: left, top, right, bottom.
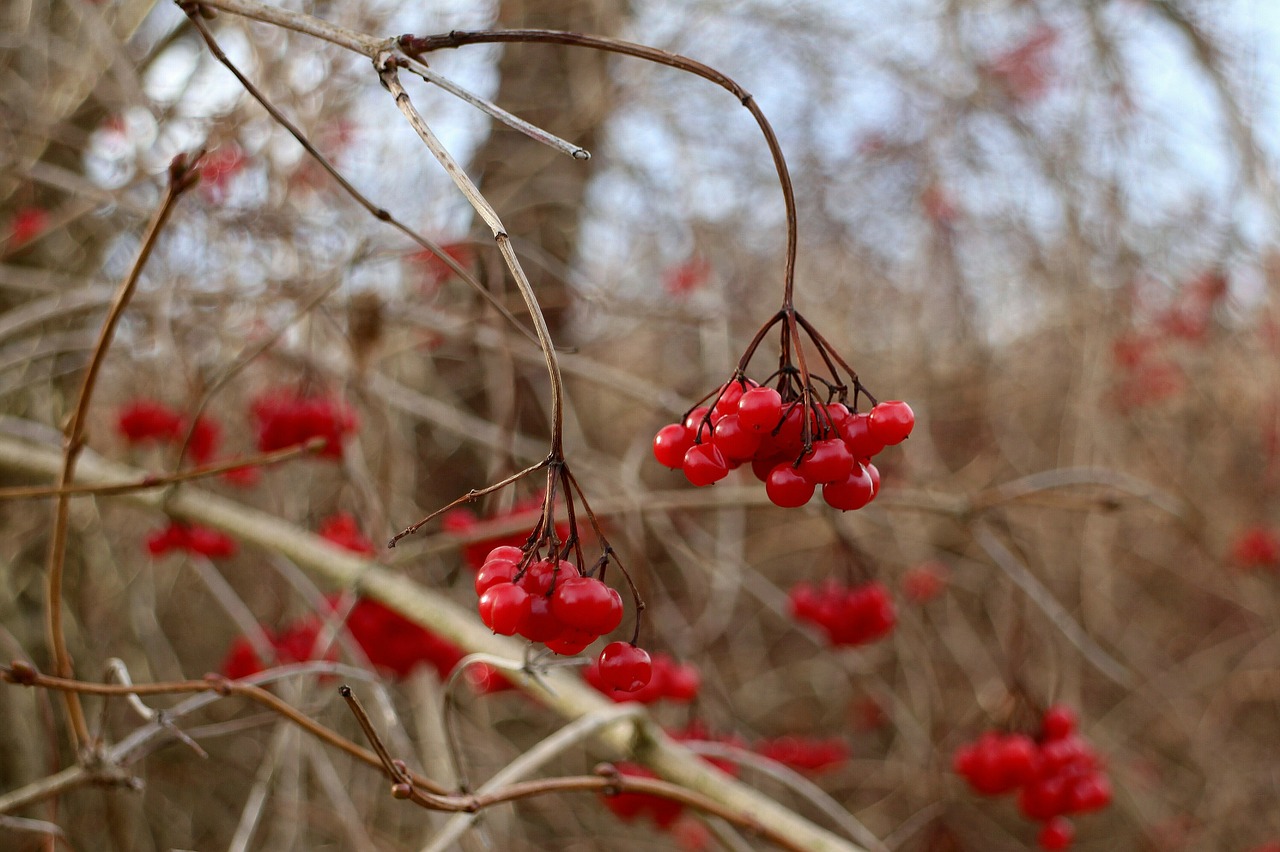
713, 379, 755, 419
683, 406, 714, 441
841, 413, 885, 459
484, 544, 525, 565
596, 642, 653, 692
475, 559, 519, 596
822, 464, 875, 511
552, 576, 624, 634
712, 413, 762, 460
823, 402, 852, 432
867, 400, 915, 445
796, 438, 855, 484
766, 463, 815, 508
1042, 704, 1078, 741
479, 583, 530, 635
1038, 816, 1075, 851
653, 423, 694, 469
682, 443, 729, 486
738, 386, 783, 431
516, 558, 562, 595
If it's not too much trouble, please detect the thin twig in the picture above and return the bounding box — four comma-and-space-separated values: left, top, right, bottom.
44, 154, 200, 751
420, 704, 645, 852
0, 438, 324, 501
377, 56, 569, 457
398, 55, 590, 160
183, 7, 542, 349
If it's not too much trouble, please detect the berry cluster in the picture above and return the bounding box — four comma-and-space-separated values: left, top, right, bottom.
754, 735, 850, 774
654, 382, 913, 511
788, 580, 896, 647
584, 651, 700, 704
146, 521, 237, 559
117, 399, 221, 466
251, 390, 357, 460
475, 543, 647, 684
953, 705, 1112, 850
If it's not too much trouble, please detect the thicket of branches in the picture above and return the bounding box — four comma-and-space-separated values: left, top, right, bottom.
1, 1, 1278, 850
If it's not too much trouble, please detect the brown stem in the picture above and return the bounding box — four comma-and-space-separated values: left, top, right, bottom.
401, 29, 801, 308
0, 438, 325, 502
387, 457, 550, 547
45, 155, 199, 753
1, 665, 450, 796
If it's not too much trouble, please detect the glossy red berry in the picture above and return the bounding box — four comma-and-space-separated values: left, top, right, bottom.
596, 642, 653, 692
841, 413, 885, 459
712, 413, 762, 460
682, 443, 729, 486
796, 438, 854, 484
867, 400, 915, 445
479, 583, 530, 635
475, 558, 520, 596
683, 406, 714, 440
737, 386, 783, 431
552, 576, 624, 634
766, 463, 815, 508
653, 423, 694, 469
822, 464, 875, 510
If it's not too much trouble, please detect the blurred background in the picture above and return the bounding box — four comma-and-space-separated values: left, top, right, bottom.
2, 0, 1279, 849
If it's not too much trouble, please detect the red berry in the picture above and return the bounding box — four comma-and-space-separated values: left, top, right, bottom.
653, 423, 694, 469
867, 400, 915, 445
713, 380, 755, 419
475, 559, 519, 596
1066, 774, 1112, 812
822, 464, 875, 511
1038, 817, 1074, 851
766, 463, 815, 508
518, 593, 566, 643
796, 438, 854, 484
682, 443, 729, 487
552, 576, 623, 634
683, 407, 714, 440
516, 558, 562, 595
596, 642, 653, 692
484, 545, 525, 565
1042, 705, 1078, 741
864, 462, 881, 497
544, 628, 597, 656
479, 583, 530, 635
737, 386, 783, 431
712, 413, 762, 460
841, 413, 885, 459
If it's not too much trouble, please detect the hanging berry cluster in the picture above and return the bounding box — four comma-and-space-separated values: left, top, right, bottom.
395, 458, 654, 692
787, 579, 896, 647
953, 705, 1112, 850
652, 308, 913, 510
